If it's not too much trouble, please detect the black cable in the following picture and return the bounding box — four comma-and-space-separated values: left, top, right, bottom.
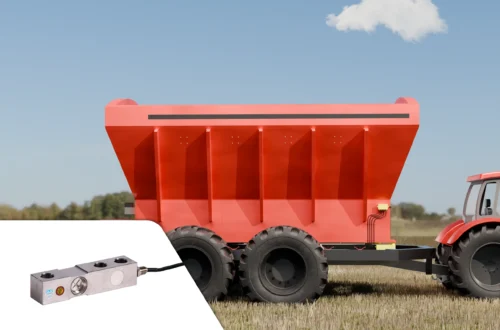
146, 262, 185, 273
367, 210, 388, 244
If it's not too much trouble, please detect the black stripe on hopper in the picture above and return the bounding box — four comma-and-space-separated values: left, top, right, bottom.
148, 113, 410, 120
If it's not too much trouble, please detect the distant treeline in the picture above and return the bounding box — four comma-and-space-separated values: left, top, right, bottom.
0, 192, 459, 221
0, 192, 134, 220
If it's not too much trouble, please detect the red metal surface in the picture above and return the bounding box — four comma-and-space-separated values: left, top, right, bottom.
105, 97, 420, 244
435, 219, 464, 244
467, 172, 500, 182
436, 218, 500, 245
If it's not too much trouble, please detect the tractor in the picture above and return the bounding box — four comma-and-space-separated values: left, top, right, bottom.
434, 172, 500, 298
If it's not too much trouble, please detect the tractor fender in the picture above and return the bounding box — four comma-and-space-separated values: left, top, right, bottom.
435, 219, 464, 244
436, 218, 500, 245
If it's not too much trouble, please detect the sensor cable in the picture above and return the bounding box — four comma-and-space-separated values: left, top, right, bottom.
137, 262, 185, 277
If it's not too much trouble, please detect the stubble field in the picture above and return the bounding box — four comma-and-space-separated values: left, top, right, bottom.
210, 222, 500, 330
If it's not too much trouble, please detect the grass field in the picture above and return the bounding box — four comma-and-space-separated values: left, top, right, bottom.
210, 220, 500, 330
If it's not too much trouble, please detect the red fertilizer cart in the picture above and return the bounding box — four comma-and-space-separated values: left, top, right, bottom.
106, 97, 500, 302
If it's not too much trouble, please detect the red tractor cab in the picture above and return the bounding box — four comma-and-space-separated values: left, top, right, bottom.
464, 173, 500, 221
435, 172, 500, 298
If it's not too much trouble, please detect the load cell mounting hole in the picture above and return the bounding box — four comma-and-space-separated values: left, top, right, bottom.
114, 258, 128, 264
94, 262, 107, 268
40, 272, 54, 279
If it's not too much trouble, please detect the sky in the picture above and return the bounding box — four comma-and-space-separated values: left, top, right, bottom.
0, 0, 499, 213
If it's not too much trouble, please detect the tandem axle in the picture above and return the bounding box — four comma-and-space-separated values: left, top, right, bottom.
229, 244, 449, 276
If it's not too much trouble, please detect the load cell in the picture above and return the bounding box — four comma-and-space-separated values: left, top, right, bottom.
30, 256, 183, 305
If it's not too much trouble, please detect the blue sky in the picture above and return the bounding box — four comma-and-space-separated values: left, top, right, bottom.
0, 0, 498, 213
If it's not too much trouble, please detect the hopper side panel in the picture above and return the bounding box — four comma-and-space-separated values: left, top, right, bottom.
211, 127, 260, 199
315, 126, 365, 200
106, 127, 157, 200
366, 125, 419, 199
159, 127, 208, 199
263, 127, 312, 200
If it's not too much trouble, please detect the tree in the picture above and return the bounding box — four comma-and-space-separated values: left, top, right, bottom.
447, 207, 456, 217
59, 202, 83, 220
0, 191, 134, 220
398, 202, 426, 220
0, 204, 21, 220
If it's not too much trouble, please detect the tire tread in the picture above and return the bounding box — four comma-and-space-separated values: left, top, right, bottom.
239, 225, 328, 303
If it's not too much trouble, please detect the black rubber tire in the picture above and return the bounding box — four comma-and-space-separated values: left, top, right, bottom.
167, 226, 234, 301
435, 243, 456, 290
239, 226, 328, 303
448, 224, 500, 298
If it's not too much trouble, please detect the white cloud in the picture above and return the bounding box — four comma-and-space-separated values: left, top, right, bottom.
326, 0, 448, 42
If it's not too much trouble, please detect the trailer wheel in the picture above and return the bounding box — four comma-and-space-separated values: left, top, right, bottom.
167, 226, 234, 301
239, 226, 328, 303
448, 224, 500, 298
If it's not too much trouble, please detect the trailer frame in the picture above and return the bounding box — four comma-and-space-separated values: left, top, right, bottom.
228, 243, 449, 276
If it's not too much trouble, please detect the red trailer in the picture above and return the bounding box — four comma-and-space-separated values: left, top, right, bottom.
106, 97, 500, 302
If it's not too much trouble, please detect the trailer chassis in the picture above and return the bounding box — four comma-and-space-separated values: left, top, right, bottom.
229, 244, 449, 276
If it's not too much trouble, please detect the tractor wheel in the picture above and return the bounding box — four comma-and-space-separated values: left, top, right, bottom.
448, 224, 500, 298
167, 226, 234, 301
435, 243, 455, 290
239, 226, 328, 303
